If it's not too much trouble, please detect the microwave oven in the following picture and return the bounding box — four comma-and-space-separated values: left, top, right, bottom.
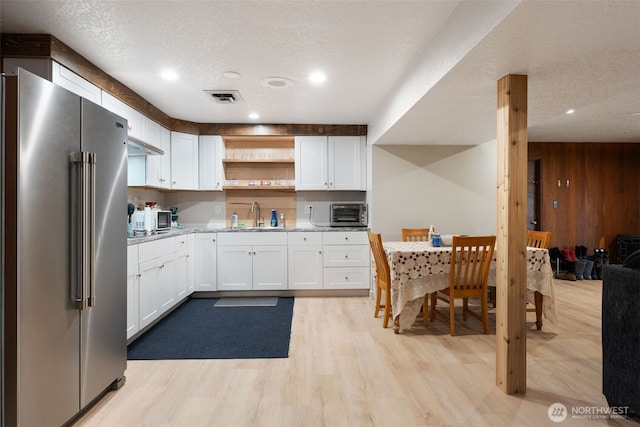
330, 203, 368, 227
155, 210, 172, 232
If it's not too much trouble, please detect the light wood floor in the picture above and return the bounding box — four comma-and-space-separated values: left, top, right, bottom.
74, 280, 636, 427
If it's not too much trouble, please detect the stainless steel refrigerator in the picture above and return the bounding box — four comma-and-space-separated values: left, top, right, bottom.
2, 69, 128, 426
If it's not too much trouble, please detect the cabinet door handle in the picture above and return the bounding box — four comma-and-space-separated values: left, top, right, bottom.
344, 254, 349, 259
318, 250, 322, 254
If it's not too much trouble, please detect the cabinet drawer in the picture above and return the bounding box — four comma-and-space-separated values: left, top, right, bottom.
323, 245, 370, 267
288, 232, 322, 245
139, 237, 176, 263
323, 231, 368, 245
323, 267, 370, 289
127, 244, 139, 267
217, 232, 287, 246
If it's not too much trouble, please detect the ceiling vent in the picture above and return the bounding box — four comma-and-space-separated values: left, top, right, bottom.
204, 90, 243, 104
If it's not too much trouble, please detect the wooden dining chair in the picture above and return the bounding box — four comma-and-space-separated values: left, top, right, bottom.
402, 228, 432, 319
401, 228, 431, 242
431, 235, 496, 335
526, 230, 551, 249
525, 230, 551, 320
490, 230, 552, 308
368, 231, 428, 329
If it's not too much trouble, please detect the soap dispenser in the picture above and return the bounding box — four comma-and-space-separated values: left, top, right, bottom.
270, 209, 278, 227
231, 211, 238, 228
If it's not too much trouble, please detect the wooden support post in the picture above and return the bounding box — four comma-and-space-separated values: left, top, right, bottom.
496, 74, 528, 394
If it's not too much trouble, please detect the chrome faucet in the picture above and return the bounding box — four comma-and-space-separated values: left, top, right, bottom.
250, 201, 263, 227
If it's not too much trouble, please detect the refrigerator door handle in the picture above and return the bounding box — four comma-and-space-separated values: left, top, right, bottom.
70, 152, 95, 310
70, 152, 87, 310
88, 152, 96, 307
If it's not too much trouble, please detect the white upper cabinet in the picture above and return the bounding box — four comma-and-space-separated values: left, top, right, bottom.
51, 62, 102, 105
101, 91, 144, 141
146, 126, 171, 189
198, 135, 224, 191
328, 136, 365, 191
295, 136, 328, 190
3, 59, 102, 105
295, 135, 365, 191
171, 131, 199, 190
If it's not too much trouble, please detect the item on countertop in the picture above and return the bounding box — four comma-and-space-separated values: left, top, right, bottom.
279, 213, 285, 228
270, 209, 278, 227
231, 211, 239, 228
127, 203, 135, 237
428, 224, 435, 246
170, 207, 179, 228
144, 206, 154, 235
131, 209, 146, 236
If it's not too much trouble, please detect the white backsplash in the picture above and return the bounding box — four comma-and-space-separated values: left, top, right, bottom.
129, 189, 366, 229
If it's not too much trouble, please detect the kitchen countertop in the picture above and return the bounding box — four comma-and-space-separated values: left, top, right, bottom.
127, 226, 370, 245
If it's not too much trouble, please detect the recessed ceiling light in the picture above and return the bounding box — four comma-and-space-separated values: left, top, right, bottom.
223, 71, 241, 79
160, 70, 179, 81
565, 109, 575, 114
308, 71, 327, 84
248, 113, 260, 120
260, 77, 295, 89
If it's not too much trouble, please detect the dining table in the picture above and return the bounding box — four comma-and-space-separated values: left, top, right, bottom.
382, 241, 558, 333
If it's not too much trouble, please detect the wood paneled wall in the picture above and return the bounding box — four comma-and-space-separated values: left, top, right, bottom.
529, 142, 640, 261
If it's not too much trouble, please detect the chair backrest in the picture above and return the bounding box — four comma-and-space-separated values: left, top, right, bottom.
401, 228, 431, 242
526, 230, 551, 249
368, 231, 390, 285
450, 235, 496, 294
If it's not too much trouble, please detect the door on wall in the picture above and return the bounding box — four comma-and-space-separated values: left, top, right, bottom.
527, 159, 541, 231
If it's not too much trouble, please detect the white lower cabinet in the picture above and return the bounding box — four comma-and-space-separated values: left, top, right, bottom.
187, 234, 196, 293
195, 233, 217, 291
217, 232, 287, 291
137, 237, 177, 330
126, 245, 140, 340
288, 232, 323, 289
217, 245, 254, 290
130, 230, 369, 339
322, 231, 370, 289
138, 258, 160, 330
156, 253, 177, 312
175, 235, 194, 299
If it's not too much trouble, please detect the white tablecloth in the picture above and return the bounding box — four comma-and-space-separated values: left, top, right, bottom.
382, 242, 558, 331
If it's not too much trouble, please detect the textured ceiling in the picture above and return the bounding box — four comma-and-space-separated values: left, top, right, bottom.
1, 0, 639, 145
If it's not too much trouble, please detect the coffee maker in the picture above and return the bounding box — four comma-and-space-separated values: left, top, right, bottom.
170, 207, 180, 229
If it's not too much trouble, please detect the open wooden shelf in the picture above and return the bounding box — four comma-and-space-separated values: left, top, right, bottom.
222, 185, 295, 191
222, 159, 294, 164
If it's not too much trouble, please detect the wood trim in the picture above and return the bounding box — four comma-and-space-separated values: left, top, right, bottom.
496, 74, 528, 394
1, 33, 367, 137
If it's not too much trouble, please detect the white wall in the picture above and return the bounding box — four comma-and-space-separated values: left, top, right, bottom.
164, 191, 227, 228
370, 140, 497, 241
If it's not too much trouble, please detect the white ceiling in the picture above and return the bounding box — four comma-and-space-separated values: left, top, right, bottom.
1, 0, 639, 145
